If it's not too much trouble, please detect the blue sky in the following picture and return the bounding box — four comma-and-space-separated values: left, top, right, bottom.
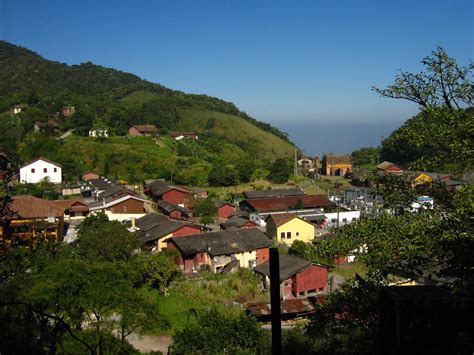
1, 0, 472, 127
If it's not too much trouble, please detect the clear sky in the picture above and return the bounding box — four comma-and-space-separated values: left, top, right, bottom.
1, 0, 472, 127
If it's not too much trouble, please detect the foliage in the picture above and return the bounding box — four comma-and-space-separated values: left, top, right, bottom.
351, 146, 380, 168
373, 47, 473, 111
193, 195, 217, 225
136, 250, 180, 296
76, 215, 143, 262
170, 309, 269, 355
373, 47, 473, 172
283, 279, 380, 354
268, 158, 291, 183
208, 164, 239, 186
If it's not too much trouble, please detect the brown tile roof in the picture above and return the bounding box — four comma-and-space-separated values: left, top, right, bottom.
20, 157, 62, 169
7, 195, 66, 219
266, 213, 300, 227
243, 195, 334, 213
323, 154, 352, 165
130, 125, 159, 133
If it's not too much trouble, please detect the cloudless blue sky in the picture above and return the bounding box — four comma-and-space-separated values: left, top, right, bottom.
1, 0, 472, 130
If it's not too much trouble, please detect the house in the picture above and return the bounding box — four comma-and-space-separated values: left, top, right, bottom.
88, 128, 109, 138
193, 188, 208, 199
82, 171, 100, 181
128, 125, 159, 136
51, 199, 90, 220
157, 200, 194, 220
167, 228, 271, 273
253, 253, 329, 300
409, 171, 452, 187
1, 195, 66, 245
19, 157, 62, 184
377, 161, 404, 174
62, 106, 75, 117
298, 157, 315, 171
215, 201, 236, 220
13, 104, 28, 114
322, 154, 353, 176
243, 188, 305, 200
265, 213, 316, 245
144, 179, 192, 207
34, 119, 60, 133
135, 213, 201, 251
61, 184, 82, 196
170, 131, 198, 140
219, 216, 258, 230
88, 186, 147, 222
240, 194, 335, 227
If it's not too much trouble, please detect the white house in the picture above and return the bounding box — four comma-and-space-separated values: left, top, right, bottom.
88, 129, 109, 138
20, 157, 62, 184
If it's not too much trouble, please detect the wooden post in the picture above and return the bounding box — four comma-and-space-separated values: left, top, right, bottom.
270, 247, 282, 354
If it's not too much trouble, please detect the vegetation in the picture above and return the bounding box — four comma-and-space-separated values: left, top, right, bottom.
372, 47, 473, 173
0, 40, 294, 182
170, 309, 269, 354
351, 146, 380, 169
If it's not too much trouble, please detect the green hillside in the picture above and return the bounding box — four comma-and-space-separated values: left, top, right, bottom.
0, 40, 296, 185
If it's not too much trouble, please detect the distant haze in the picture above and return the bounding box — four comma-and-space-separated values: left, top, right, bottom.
276, 121, 403, 156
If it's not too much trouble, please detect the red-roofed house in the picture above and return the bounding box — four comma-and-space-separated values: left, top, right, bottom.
128, 125, 159, 136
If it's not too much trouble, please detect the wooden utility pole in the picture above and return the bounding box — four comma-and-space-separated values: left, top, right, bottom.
270, 247, 282, 354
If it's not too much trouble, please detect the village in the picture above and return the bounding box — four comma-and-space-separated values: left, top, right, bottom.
1, 128, 466, 340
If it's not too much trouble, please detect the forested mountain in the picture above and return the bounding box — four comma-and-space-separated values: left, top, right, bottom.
0, 40, 291, 147
0, 41, 296, 184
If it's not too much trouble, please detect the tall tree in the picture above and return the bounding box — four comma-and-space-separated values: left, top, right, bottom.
373, 47, 473, 111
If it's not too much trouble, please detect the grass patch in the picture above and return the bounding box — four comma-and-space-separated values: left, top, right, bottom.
146, 269, 269, 335
332, 261, 367, 280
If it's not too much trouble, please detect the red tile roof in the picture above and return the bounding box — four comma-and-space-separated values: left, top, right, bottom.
244, 195, 334, 213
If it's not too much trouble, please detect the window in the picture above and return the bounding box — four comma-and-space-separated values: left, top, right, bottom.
296, 232, 299, 236
53, 168, 57, 172
286, 232, 291, 239
280, 232, 285, 239
343, 218, 347, 222
331, 218, 337, 223
123, 205, 128, 212
31, 168, 35, 173
352, 217, 357, 221
43, 168, 47, 173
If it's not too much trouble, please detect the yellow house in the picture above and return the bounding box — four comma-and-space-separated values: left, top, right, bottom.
266, 213, 315, 245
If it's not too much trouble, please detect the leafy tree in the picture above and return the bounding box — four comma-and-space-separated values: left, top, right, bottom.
170, 309, 269, 354
194, 196, 217, 224
351, 146, 380, 168
373, 47, 473, 111
268, 158, 291, 183
136, 250, 180, 296
207, 164, 239, 186
76, 215, 142, 262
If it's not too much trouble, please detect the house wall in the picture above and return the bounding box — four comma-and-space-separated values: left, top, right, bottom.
20, 160, 62, 184
162, 189, 190, 206
276, 218, 315, 245
325, 210, 360, 227
256, 247, 270, 265
109, 199, 145, 214
128, 127, 142, 136
218, 204, 235, 219
293, 265, 328, 296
